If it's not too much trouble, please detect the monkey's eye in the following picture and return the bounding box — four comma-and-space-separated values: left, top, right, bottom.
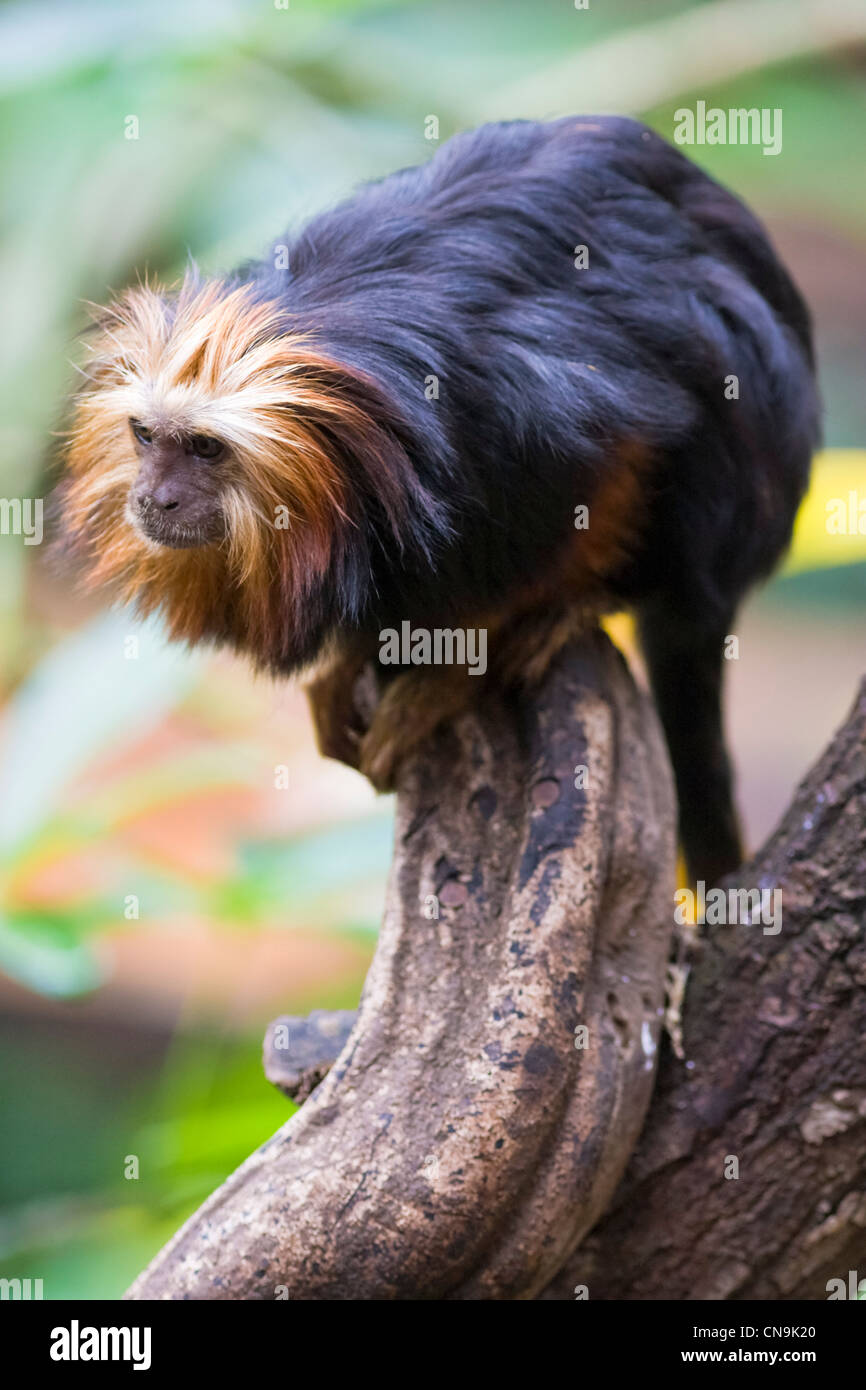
189, 434, 225, 461
130, 419, 152, 445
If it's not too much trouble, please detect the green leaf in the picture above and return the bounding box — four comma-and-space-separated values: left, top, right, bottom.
0, 913, 103, 995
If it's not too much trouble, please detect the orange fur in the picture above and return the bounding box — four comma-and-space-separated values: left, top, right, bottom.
62, 274, 383, 662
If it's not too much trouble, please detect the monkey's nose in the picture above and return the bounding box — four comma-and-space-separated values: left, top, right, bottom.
138, 485, 180, 512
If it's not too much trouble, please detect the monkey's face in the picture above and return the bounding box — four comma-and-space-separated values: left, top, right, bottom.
60, 274, 403, 668
62, 275, 426, 668
126, 418, 227, 549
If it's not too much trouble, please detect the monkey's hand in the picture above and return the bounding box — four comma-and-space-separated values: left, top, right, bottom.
304, 646, 377, 772
310, 605, 595, 791
357, 665, 479, 791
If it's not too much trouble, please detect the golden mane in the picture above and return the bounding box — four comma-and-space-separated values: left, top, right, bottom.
62, 275, 402, 668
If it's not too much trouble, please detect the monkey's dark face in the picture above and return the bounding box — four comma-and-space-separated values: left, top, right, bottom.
127, 419, 227, 549
61, 275, 416, 670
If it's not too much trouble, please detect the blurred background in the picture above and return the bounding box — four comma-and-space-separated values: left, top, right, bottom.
0, 0, 863, 1298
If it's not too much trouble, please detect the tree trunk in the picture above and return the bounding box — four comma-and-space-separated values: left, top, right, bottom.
125, 632, 866, 1301
127, 629, 677, 1299
543, 677, 866, 1300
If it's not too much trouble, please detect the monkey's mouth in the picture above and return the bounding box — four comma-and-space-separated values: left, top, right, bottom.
128, 499, 224, 550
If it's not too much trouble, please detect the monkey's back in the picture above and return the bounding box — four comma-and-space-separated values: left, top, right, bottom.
259, 116, 819, 629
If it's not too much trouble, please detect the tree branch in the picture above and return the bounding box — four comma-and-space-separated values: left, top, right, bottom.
542, 680, 866, 1300
126, 630, 677, 1299
125, 631, 866, 1301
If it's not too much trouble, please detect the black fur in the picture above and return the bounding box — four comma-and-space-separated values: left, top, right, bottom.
244, 115, 820, 881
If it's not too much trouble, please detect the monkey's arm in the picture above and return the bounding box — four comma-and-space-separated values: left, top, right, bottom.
306, 600, 599, 792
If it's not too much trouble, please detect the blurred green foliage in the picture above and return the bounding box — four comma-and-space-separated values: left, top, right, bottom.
0, 1021, 298, 1297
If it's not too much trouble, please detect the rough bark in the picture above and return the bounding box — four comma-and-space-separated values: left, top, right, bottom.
125, 631, 866, 1302
127, 629, 677, 1299
264, 1009, 357, 1104
542, 678, 866, 1300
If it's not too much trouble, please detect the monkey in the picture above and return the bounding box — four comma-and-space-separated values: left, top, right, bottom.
60, 116, 820, 887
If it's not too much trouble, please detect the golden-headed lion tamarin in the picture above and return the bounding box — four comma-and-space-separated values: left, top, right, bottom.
61, 116, 819, 884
